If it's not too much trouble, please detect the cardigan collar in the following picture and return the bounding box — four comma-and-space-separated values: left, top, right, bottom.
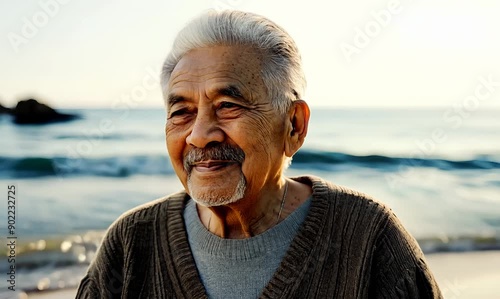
161, 175, 333, 298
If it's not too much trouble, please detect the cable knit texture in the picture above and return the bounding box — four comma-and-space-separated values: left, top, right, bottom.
76, 176, 442, 298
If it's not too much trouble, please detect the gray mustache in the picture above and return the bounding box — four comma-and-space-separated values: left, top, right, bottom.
184, 144, 245, 172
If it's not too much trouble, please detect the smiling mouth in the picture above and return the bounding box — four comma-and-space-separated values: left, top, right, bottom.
192, 160, 239, 172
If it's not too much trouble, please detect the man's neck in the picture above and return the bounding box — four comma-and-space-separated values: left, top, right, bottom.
196, 178, 312, 238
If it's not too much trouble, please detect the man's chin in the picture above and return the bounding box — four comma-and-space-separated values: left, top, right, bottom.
190, 195, 241, 207
187, 173, 246, 207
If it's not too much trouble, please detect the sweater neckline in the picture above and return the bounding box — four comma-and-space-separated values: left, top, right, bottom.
184, 196, 311, 260
162, 176, 332, 299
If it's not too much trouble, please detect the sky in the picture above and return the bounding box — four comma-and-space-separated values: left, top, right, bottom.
1, 0, 499, 109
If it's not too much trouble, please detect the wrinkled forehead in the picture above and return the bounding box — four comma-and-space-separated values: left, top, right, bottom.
167, 46, 266, 97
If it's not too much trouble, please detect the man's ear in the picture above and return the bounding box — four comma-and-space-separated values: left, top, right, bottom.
285, 100, 310, 157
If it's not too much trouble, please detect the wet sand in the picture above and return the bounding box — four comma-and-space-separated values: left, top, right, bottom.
26, 250, 500, 299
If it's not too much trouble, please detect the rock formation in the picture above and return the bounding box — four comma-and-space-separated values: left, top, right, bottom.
11, 99, 79, 124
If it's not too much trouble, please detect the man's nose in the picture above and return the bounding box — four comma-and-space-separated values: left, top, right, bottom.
186, 109, 224, 148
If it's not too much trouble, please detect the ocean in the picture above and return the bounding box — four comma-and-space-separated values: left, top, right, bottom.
1, 107, 499, 293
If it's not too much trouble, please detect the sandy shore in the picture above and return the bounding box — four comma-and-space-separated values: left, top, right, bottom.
24, 250, 500, 299
25, 289, 77, 299
425, 250, 500, 299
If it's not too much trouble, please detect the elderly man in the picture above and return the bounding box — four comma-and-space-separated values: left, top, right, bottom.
77, 10, 442, 299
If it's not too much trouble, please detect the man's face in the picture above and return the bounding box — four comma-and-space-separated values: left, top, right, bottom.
165, 46, 288, 206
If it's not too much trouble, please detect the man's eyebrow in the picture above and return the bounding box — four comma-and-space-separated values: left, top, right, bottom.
215, 85, 252, 105
166, 94, 185, 108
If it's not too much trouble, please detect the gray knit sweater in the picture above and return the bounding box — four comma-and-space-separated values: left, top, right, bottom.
76, 176, 442, 298
184, 197, 311, 298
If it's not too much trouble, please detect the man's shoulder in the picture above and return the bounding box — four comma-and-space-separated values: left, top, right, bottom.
299, 175, 409, 251
298, 175, 390, 209
297, 175, 394, 226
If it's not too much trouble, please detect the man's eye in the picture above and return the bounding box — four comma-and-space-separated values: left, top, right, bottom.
169, 109, 187, 118
219, 102, 240, 109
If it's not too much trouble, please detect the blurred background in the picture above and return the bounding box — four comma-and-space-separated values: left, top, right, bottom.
1, 0, 499, 298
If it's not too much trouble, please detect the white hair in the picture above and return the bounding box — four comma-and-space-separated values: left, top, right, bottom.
160, 10, 306, 115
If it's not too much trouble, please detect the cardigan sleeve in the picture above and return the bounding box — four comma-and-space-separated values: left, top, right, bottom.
368, 211, 443, 298
76, 217, 125, 299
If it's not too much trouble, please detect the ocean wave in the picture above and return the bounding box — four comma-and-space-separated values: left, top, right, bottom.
1, 151, 499, 178
0, 156, 175, 178
54, 132, 150, 140
292, 150, 500, 170
0, 232, 102, 293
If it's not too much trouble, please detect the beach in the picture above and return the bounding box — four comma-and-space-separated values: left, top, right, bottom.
1, 108, 499, 298
26, 289, 77, 299
2, 0, 500, 295
20, 250, 500, 299
426, 250, 500, 299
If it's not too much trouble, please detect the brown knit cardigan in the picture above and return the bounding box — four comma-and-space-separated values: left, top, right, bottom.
76, 176, 442, 298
